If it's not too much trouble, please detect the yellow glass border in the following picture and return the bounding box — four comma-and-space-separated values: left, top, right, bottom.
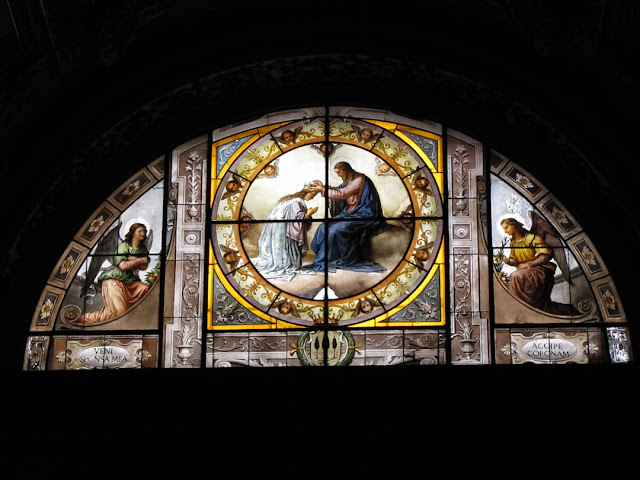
210, 122, 293, 204
364, 119, 399, 132
395, 131, 437, 173
352, 242, 446, 328
363, 120, 444, 194
363, 119, 442, 173
207, 262, 301, 331
396, 126, 443, 172
208, 115, 447, 332
211, 133, 259, 203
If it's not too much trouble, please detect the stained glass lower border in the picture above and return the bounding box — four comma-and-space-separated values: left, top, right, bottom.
24, 335, 159, 370
493, 327, 631, 364
206, 329, 446, 367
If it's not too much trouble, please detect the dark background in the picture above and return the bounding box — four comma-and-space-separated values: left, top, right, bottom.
1, 0, 638, 470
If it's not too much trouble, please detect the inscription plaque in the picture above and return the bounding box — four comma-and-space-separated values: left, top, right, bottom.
522, 339, 577, 362
77, 346, 131, 368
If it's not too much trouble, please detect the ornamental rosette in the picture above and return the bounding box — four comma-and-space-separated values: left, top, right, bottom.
122, 180, 140, 196
551, 206, 568, 224
602, 289, 617, 311
501, 343, 518, 359
586, 343, 600, 355
515, 173, 534, 189
136, 350, 152, 362
39, 298, 54, 319
581, 245, 597, 265
55, 350, 72, 364
59, 255, 75, 275
88, 215, 105, 233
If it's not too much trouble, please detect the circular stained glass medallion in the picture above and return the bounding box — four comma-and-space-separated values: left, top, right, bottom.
210, 115, 444, 327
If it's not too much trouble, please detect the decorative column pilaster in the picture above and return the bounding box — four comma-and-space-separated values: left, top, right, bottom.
447, 130, 490, 364
164, 136, 208, 368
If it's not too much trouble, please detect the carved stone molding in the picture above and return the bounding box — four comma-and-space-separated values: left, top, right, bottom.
184, 151, 203, 224
164, 136, 208, 368
448, 130, 490, 364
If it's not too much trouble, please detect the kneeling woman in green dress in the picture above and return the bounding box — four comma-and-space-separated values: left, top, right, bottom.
78, 223, 150, 324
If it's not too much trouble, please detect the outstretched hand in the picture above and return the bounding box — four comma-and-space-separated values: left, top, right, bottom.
306, 206, 318, 216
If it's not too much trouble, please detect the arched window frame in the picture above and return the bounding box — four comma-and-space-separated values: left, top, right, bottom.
24, 106, 632, 370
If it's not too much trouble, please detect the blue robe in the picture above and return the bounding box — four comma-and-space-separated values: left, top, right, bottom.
310, 174, 388, 272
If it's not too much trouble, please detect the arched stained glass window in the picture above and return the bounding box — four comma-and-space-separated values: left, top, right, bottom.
24, 107, 632, 370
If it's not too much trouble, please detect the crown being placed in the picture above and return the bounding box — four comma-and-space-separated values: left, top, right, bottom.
304, 179, 323, 188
